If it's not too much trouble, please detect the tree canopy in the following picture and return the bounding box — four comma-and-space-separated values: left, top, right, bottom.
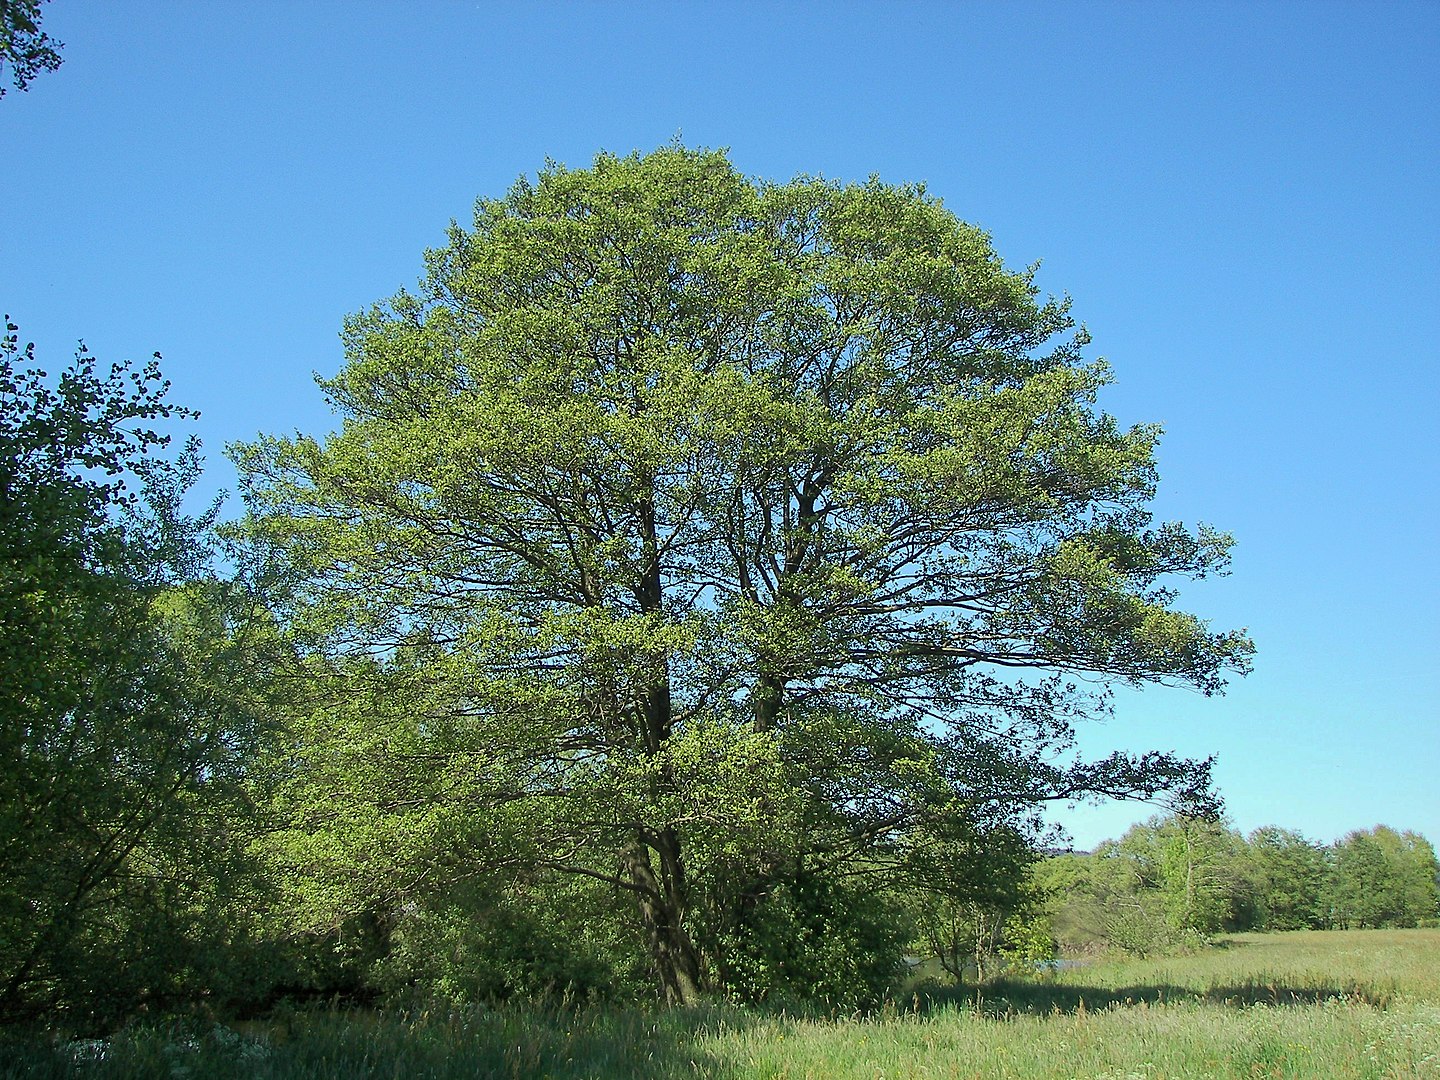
236, 146, 1253, 1004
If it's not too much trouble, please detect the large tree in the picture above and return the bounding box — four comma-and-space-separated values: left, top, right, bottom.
238, 147, 1252, 1004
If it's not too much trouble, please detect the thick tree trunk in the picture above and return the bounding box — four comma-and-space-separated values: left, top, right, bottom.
625, 492, 706, 1003
624, 837, 704, 1004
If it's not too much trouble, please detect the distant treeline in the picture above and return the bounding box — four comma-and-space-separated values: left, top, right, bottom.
1036, 818, 1440, 957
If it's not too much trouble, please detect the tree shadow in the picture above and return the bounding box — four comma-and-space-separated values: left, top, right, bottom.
918, 977, 1394, 1016
1205, 936, 1243, 950
466, 1003, 762, 1080
6, 1003, 766, 1080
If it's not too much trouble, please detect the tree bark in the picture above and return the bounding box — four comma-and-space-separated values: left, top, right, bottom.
627, 492, 705, 1003
624, 838, 705, 1004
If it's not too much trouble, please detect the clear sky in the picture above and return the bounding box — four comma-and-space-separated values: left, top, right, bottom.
3, 1, 1436, 851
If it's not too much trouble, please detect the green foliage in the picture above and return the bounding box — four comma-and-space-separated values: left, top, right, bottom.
1031, 853, 1104, 953
1327, 826, 1440, 929
1127, 815, 1254, 936
1040, 815, 1262, 955
1246, 825, 1330, 930
906, 826, 1054, 982
0, 0, 61, 96
1042, 818, 1440, 957
705, 870, 908, 1010
369, 878, 646, 1006
0, 323, 261, 1024
997, 906, 1057, 972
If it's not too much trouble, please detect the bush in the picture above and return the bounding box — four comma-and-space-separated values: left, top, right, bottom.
707, 872, 907, 1010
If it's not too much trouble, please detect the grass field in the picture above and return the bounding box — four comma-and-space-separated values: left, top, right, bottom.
5, 929, 1437, 1079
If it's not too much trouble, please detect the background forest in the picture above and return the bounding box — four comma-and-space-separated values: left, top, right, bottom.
3, 145, 1437, 1035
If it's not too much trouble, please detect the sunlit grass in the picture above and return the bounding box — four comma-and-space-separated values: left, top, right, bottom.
1054, 929, 1440, 1001
704, 997, 1440, 1079
4, 929, 1438, 1078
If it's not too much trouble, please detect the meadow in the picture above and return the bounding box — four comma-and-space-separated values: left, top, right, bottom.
4, 929, 1437, 1079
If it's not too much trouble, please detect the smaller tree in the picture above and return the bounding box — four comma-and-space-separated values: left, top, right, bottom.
0, 322, 261, 1023
1112, 815, 1252, 939
1328, 827, 1440, 929
908, 825, 1052, 983
1033, 852, 1111, 954
1246, 826, 1329, 930
1041, 815, 1257, 956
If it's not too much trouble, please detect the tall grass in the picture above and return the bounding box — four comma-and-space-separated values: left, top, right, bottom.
5, 929, 1438, 1079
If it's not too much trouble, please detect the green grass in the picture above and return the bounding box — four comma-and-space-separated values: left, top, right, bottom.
5, 929, 1438, 1079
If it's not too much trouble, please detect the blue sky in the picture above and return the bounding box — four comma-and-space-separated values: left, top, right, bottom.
3, 1, 1436, 850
